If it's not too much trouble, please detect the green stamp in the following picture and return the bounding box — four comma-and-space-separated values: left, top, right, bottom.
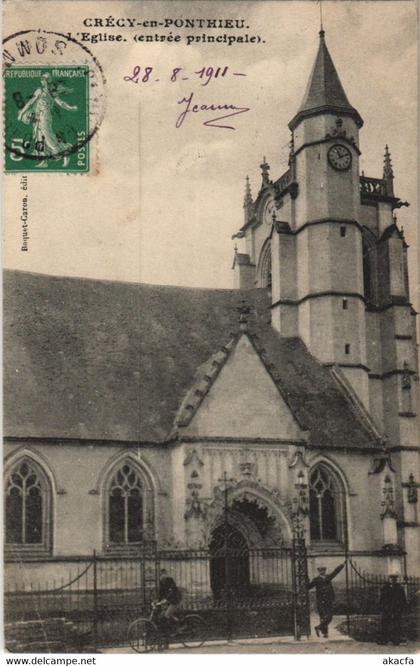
4, 65, 89, 173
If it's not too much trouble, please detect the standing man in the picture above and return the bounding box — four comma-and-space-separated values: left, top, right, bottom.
378, 574, 407, 645
308, 562, 345, 638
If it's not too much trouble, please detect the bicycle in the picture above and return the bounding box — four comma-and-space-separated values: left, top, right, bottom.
127, 600, 207, 652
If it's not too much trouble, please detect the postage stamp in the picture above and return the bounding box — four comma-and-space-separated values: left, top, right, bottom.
4, 65, 90, 172
3, 29, 106, 174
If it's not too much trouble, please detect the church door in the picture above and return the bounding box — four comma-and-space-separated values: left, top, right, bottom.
209, 524, 250, 599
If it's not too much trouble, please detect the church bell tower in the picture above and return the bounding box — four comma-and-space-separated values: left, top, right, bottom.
232, 27, 419, 570
286, 28, 368, 403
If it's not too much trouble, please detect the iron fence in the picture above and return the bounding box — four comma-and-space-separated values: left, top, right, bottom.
344, 559, 420, 642
5, 542, 307, 650
5, 560, 96, 649
348, 560, 419, 615
7, 547, 419, 651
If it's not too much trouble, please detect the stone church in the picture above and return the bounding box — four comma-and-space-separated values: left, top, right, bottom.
4, 29, 419, 588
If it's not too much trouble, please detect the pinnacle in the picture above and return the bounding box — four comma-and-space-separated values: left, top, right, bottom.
383, 144, 394, 191
243, 175, 253, 207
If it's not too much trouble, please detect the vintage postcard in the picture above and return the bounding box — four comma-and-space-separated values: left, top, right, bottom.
2, 0, 419, 656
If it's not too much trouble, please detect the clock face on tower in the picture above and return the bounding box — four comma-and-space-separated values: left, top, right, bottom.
263, 198, 276, 225
327, 144, 352, 171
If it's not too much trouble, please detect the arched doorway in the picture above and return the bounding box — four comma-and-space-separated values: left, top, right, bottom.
209, 523, 249, 598
205, 491, 309, 638
208, 494, 287, 599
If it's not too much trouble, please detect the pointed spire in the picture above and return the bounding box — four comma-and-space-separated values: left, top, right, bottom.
289, 31, 363, 131
383, 145, 394, 196
383, 145, 394, 178
288, 132, 295, 165
243, 175, 253, 208
288, 131, 297, 180
243, 175, 254, 226
260, 156, 270, 186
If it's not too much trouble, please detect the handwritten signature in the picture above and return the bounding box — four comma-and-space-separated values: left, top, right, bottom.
176, 92, 250, 129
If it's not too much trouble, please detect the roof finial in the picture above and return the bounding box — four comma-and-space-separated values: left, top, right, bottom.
288, 132, 295, 162
383, 145, 394, 178
237, 299, 252, 332
260, 156, 270, 186
383, 144, 394, 196
243, 175, 253, 208
319, 0, 325, 37
288, 131, 296, 178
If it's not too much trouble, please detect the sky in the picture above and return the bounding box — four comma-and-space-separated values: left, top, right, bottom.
3, 0, 418, 302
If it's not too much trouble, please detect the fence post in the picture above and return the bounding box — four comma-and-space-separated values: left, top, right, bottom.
224, 513, 232, 641
291, 538, 299, 641
344, 547, 351, 636
403, 551, 408, 580
155, 541, 160, 599
93, 550, 98, 650
141, 548, 146, 612
342, 500, 352, 638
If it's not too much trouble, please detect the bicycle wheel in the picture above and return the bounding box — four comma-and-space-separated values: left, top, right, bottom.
180, 614, 206, 648
127, 618, 158, 653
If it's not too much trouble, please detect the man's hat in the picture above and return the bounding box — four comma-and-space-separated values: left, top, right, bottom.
317, 566, 327, 573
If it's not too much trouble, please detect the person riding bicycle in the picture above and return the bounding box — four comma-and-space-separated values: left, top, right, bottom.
155, 568, 181, 636
128, 571, 204, 652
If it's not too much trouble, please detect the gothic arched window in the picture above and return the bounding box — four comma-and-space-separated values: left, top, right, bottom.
362, 230, 376, 305
264, 251, 272, 291
258, 240, 272, 290
5, 459, 51, 554
309, 464, 345, 543
108, 463, 146, 545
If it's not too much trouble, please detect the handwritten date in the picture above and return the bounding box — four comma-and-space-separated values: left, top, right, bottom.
123, 65, 245, 87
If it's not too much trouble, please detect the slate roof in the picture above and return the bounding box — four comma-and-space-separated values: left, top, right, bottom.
289, 30, 363, 130
4, 269, 381, 449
